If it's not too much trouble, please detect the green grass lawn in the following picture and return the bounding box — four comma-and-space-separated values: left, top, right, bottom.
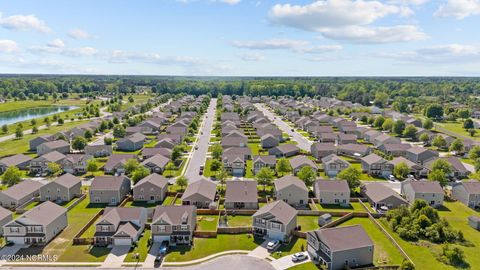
203, 158, 214, 177
339, 218, 405, 266
164, 234, 259, 262
297, 216, 322, 232
287, 262, 320, 270
248, 143, 261, 155
162, 196, 176, 206
197, 215, 219, 231
124, 200, 159, 208
316, 202, 366, 212
271, 237, 307, 259
435, 121, 479, 141
227, 215, 252, 227
245, 160, 254, 178
57, 246, 111, 262
124, 229, 151, 263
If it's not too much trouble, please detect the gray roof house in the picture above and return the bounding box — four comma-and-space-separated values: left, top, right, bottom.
253, 155, 276, 175
378, 143, 412, 157
402, 180, 444, 208
307, 225, 374, 270
141, 154, 170, 174
337, 133, 357, 144
361, 154, 394, 177
181, 179, 217, 209
3, 201, 67, 245
221, 136, 248, 148
406, 147, 439, 165
424, 157, 470, 179
252, 200, 297, 242
222, 153, 245, 177
311, 143, 336, 160
313, 180, 350, 205
390, 157, 424, 177
290, 155, 318, 175
116, 133, 146, 152
373, 134, 401, 147
141, 147, 172, 160
151, 205, 196, 245
321, 154, 350, 177
336, 144, 370, 158
104, 154, 137, 174
39, 173, 81, 202
60, 154, 92, 175
362, 183, 407, 211
89, 175, 131, 205
452, 181, 480, 209
0, 180, 43, 210
133, 173, 168, 203
0, 154, 32, 172
225, 180, 258, 209
37, 140, 70, 156
261, 134, 279, 148
29, 151, 66, 174
268, 144, 300, 158
93, 207, 147, 246
274, 175, 309, 208
29, 135, 53, 151
0, 206, 12, 235
85, 145, 113, 157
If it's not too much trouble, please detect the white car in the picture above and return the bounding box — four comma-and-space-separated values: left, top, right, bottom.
291, 252, 308, 262
266, 240, 280, 251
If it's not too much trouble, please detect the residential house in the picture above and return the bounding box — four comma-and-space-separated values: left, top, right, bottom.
252, 155, 276, 175
133, 173, 168, 203
452, 181, 480, 209
89, 175, 131, 205
222, 153, 245, 177
318, 133, 337, 143
289, 155, 318, 175
390, 157, 424, 177
424, 157, 470, 179
321, 154, 350, 177
362, 183, 407, 210
378, 143, 411, 157
29, 151, 66, 174
116, 133, 146, 152
151, 205, 196, 245
141, 147, 172, 160
274, 175, 309, 207
225, 180, 258, 209
39, 173, 81, 202
313, 180, 350, 205
85, 145, 112, 157
268, 144, 300, 158
141, 154, 169, 174
104, 154, 137, 174
364, 130, 382, 144
0, 180, 43, 210
0, 206, 12, 235
60, 154, 92, 175
37, 140, 70, 155
336, 144, 370, 158
94, 207, 147, 246
402, 180, 444, 207
29, 135, 53, 151
406, 147, 439, 165
261, 134, 279, 148
361, 154, 394, 177
0, 154, 32, 172
373, 134, 401, 147
311, 143, 336, 160
181, 179, 217, 209
224, 147, 252, 160
252, 200, 297, 242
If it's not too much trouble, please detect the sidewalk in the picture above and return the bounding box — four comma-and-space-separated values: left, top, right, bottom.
161, 250, 249, 266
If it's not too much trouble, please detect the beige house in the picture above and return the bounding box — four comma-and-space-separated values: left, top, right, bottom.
89, 175, 131, 205
402, 180, 444, 208
252, 200, 297, 242
181, 179, 217, 209
132, 173, 168, 203
39, 173, 82, 202
0, 180, 43, 210
274, 175, 309, 208
93, 207, 147, 246
151, 205, 196, 245
225, 180, 258, 209
313, 180, 350, 205
0, 206, 12, 236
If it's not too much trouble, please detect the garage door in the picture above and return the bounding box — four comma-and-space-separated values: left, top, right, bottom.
267, 230, 284, 241
6, 237, 25, 245
113, 238, 132, 246
153, 235, 170, 243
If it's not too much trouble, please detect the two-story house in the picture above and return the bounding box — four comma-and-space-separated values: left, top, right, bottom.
132, 173, 168, 203
274, 175, 309, 208
39, 173, 81, 202
89, 175, 131, 205
321, 154, 350, 177
252, 200, 297, 242
151, 205, 196, 246
313, 180, 350, 205
93, 207, 147, 246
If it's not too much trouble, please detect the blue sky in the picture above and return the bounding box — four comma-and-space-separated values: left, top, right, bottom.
0, 0, 480, 76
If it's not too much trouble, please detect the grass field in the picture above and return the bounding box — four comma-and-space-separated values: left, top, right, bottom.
297, 216, 324, 232
271, 237, 307, 259
315, 202, 366, 212
227, 215, 252, 227
124, 229, 151, 263
197, 215, 219, 231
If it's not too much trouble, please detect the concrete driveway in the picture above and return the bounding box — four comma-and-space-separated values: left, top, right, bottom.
270, 253, 311, 270
0, 245, 26, 263
100, 245, 130, 268
142, 242, 161, 268
247, 240, 271, 259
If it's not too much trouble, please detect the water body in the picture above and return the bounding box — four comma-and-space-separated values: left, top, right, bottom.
0, 106, 78, 126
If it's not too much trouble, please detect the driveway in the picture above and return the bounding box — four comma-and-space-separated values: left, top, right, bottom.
247, 240, 271, 259
100, 245, 130, 268
255, 103, 313, 152
184, 98, 217, 182
270, 253, 311, 270
142, 242, 161, 268
0, 245, 26, 263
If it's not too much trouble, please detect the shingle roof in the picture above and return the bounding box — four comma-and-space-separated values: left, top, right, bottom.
152, 205, 196, 225
253, 155, 276, 165
225, 180, 258, 203
134, 173, 168, 189
313, 225, 373, 252
253, 200, 297, 225
406, 181, 444, 194
274, 175, 308, 192
15, 201, 66, 226
289, 155, 318, 170
361, 153, 385, 165
314, 180, 349, 193
181, 178, 216, 201
460, 181, 480, 194
90, 175, 130, 190
0, 154, 32, 167
53, 173, 81, 188
1, 179, 43, 200
363, 183, 405, 203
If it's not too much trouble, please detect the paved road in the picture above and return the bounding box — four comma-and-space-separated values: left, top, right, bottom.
270, 253, 311, 270
255, 103, 313, 152
168, 254, 275, 270
184, 98, 217, 182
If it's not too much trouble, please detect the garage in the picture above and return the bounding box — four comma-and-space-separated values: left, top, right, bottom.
267, 230, 285, 242
153, 235, 170, 243
6, 237, 25, 245
113, 238, 132, 246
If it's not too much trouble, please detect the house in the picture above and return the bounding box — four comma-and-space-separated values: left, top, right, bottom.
225, 180, 258, 209
313, 180, 350, 205
3, 201, 67, 245
268, 144, 300, 158
181, 179, 217, 209
151, 205, 196, 245
224, 147, 252, 160
133, 173, 168, 203
336, 144, 370, 158
361, 154, 393, 177
0, 206, 12, 235
222, 153, 245, 177
452, 181, 480, 209
337, 133, 357, 144
116, 133, 146, 152
406, 147, 439, 165
318, 133, 337, 143
0, 180, 43, 210
261, 134, 279, 148
307, 225, 374, 270
60, 154, 92, 175
390, 157, 424, 177
221, 137, 248, 148
311, 143, 336, 160
364, 130, 382, 143
39, 173, 81, 202
252, 155, 276, 175
93, 207, 147, 246
377, 143, 411, 157
89, 175, 131, 205
274, 175, 309, 207
29, 151, 66, 174
141, 154, 169, 174
402, 180, 444, 207
141, 147, 172, 160
252, 200, 297, 242
362, 183, 407, 210
424, 157, 470, 179
104, 154, 137, 174
29, 135, 53, 151
85, 145, 112, 157
37, 140, 70, 155
0, 154, 32, 172
289, 155, 318, 175
321, 154, 350, 177
373, 134, 401, 147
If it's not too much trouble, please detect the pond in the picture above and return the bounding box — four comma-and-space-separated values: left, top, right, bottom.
0, 105, 78, 126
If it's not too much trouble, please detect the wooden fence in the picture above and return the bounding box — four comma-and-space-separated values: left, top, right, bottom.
66, 194, 86, 211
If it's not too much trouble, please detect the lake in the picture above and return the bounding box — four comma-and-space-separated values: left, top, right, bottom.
0, 105, 78, 126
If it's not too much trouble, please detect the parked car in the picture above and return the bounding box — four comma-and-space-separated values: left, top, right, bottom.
195, 145, 199, 150
291, 252, 308, 262
267, 240, 280, 251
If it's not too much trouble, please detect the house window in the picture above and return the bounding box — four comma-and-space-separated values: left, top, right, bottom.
181, 225, 188, 231
158, 225, 166, 232
10, 227, 19, 233
271, 223, 281, 230
101, 226, 109, 232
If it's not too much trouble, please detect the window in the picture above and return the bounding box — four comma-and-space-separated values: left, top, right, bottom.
271, 223, 281, 230
101, 225, 109, 232
181, 225, 188, 231
10, 227, 19, 233
158, 225, 166, 232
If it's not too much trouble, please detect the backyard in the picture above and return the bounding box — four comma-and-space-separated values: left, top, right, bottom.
197, 215, 219, 231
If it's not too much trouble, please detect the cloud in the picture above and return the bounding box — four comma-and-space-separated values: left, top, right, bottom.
231, 39, 309, 50
68, 28, 95, 40
388, 0, 429, 5
0, 13, 51, 33
378, 44, 480, 63
238, 52, 265, 61
29, 40, 98, 57
47, 39, 65, 49
434, 0, 480, 19
0, 40, 19, 53
107, 50, 201, 66
321, 25, 428, 43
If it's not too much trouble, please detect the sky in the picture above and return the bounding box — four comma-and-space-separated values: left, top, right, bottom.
0, 0, 480, 76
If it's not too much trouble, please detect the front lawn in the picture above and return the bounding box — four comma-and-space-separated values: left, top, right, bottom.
248, 143, 261, 155
197, 215, 219, 231
271, 237, 307, 259
164, 234, 258, 262
162, 196, 176, 206
124, 229, 151, 263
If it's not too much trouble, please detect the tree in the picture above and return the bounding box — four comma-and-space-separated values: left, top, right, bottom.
15, 126, 23, 139
382, 118, 394, 131
44, 117, 51, 128
432, 135, 447, 149
113, 125, 126, 138
373, 92, 389, 108
424, 104, 444, 119
84, 130, 93, 140
469, 145, 480, 160
373, 116, 385, 129
297, 166, 317, 187
403, 124, 418, 140
1, 124, 7, 133
132, 167, 150, 183
30, 118, 37, 126
86, 159, 98, 176
211, 144, 223, 160
469, 129, 477, 137
392, 120, 406, 135
124, 158, 139, 175
72, 136, 87, 151
2, 166, 22, 186
104, 137, 113, 145
171, 145, 184, 161
58, 118, 64, 125
47, 162, 62, 176
210, 159, 222, 171
428, 169, 448, 186
394, 162, 410, 180
423, 118, 433, 130
400, 260, 415, 270
431, 159, 452, 175
32, 126, 38, 134
419, 133, 430, 144
463, 119, 474, 130
449, 139, 464, 154
337, 166, 361, 191
276, 158, 292, 176
458, 109, 471, 119
255, 167, 275, 192
216, 168, 229, 192
176, 176, 188, 191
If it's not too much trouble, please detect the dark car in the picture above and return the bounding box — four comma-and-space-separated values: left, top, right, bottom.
154, 241, 169, 267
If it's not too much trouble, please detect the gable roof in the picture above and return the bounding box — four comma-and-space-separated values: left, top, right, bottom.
253, 200, 297, 225
14, 201, 66, 226
134, 173, 168, 189
312, 225, 373, 252
152, 205, 196, 225
363, 183, 406, 203
1, 179, 43, 200
405, 180, 444, 194
90, 175, 130, 190
459, 181, 480, 194
181, 178, 217, 201
53, 173, 81, 188
225, 180, 258, 203
289, 155, 318, 170
0, 154, 32, 167
314, 180, 349, 193
253, 155, 276, 165
275, 175, 308, 192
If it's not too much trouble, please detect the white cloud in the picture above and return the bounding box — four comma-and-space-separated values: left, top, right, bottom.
0, 13, 51, 33
231, 39, 309, 50
297, 44, 343, 53
388, 0, 429, 5
47, 39, 65, 49
107, 50, 201, 66
378, 44, 480, 63
29, 40, 98, 57
434, 0, 480, 19
238, 52, 265, 61
0, 40, 19, 53
68, 29, 95, 40
213, 0, 241, 4
321, 25, 428, 43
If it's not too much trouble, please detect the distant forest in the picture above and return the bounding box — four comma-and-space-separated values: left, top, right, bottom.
1, 75, 480, 109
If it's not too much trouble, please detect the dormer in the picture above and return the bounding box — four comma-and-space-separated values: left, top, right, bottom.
181, 211, 189, 224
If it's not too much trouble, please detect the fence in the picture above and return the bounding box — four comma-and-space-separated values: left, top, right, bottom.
356, 265, 400, 270
193, 231, 218, 238
72, 209, 104, 245
217, 227, 253, 234
66, 194, 86, 211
